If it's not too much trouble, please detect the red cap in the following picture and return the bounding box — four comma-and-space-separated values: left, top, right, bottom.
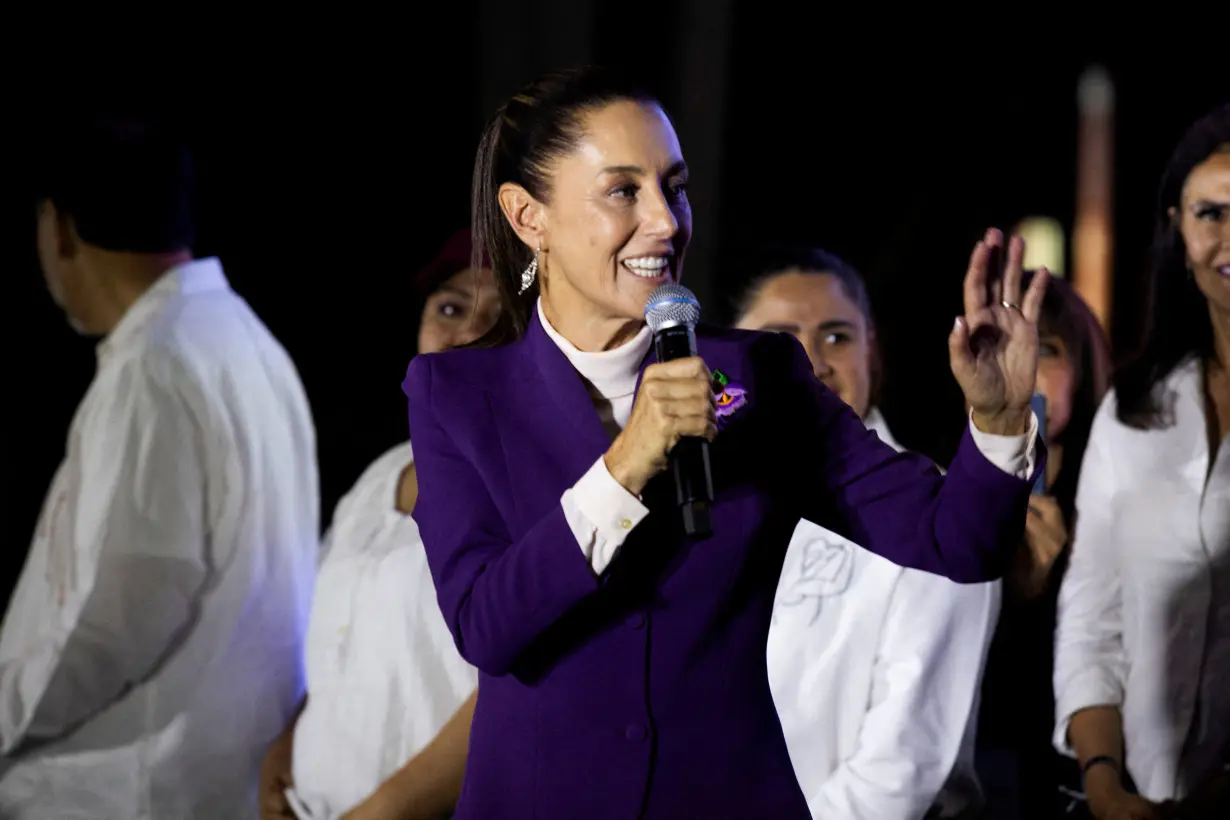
414, 228, 491, 298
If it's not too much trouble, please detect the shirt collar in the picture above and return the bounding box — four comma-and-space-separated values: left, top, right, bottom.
97, 258, 229, 365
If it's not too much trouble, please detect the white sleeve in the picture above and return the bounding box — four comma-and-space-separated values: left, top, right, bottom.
1052, 412, 1126, 755
560, 457, 650, 575
808, 573, 1001, 820
967, 409, 1039, 480
0, 357, 208, 754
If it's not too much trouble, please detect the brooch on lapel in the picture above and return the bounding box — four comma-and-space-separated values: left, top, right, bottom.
711, 369, 748, 428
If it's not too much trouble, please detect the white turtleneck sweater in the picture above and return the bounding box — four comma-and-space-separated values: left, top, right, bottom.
540, 300, 1037, 576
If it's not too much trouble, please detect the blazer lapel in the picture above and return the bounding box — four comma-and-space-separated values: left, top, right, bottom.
524, 310, 615, 480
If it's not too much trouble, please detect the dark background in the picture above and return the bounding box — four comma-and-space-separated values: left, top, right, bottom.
4, 12, 1226, 605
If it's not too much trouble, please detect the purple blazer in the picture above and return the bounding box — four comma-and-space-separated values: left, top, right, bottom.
403, 311, 1041, 819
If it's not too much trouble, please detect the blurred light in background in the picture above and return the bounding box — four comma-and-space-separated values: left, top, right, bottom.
1015, 216, 1066, 276
1074, 65, 1115, 332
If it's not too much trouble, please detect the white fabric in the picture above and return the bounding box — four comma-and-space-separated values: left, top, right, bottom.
569, 459, 651, 571
768, 410, 1001, 819
286, 442, 477, 820
540, 300, 1039, 576
1053, 358, 1230, 801
0, 259, 319, 820
969, 409, 1039, 481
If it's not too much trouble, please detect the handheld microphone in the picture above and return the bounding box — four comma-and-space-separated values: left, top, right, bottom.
645, 284, 715, 538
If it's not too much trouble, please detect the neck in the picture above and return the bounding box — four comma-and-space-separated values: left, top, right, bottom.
87, 249, 192, 334
539, 285, 644, 352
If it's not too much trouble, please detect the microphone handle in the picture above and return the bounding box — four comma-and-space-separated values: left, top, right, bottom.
654, 325, 715, 538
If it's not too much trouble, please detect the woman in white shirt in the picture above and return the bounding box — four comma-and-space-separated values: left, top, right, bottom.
1054, 104, 1230, 819
259, 230, 500, 820
735, 247, 1001, 820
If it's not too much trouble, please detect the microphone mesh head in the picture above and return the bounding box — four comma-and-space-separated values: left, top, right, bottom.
645, 283, 701, 333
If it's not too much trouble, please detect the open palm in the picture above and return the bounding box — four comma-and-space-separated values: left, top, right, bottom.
949, 228, 1049, 425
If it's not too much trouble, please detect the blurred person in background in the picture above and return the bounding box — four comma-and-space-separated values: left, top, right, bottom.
972, 271, 1113, 819
1054, 103, 1230, 820
260, 229, 495, 820
735, 247, 999, 820
0, 119, 319, 819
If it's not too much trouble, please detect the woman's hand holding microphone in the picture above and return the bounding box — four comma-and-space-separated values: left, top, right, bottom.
604, 357, 717, 496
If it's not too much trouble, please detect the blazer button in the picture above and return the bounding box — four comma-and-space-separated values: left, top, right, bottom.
625, 723, 647, 742
625, 613, 645, 629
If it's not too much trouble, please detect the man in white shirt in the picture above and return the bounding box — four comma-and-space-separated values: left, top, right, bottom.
735, 248, 1001, 820
0, 119, 319, 819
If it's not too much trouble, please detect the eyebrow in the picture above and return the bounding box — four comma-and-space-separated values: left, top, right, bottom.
818, 319, 856, 332
433, 285, 474, 299
600, 160, 689, 177
1191, 199, 1230, 208
758, 319, 857, 334
757, 323, 801, 334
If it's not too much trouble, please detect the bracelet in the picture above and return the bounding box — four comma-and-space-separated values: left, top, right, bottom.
1081, 755, 1120, 782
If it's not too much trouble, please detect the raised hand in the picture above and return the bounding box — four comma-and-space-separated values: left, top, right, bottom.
949, 228, 1050, 436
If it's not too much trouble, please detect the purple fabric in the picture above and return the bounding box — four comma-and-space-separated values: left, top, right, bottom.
402, 309, 1041, 818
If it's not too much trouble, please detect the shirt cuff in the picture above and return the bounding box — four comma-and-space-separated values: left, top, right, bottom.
561, 457, 650, 575
967, 409, 1039, 480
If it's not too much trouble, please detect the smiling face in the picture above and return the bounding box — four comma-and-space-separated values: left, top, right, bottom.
1176, 146, 1230, 318
502, 99, 692, 350
736, 270, 874, 418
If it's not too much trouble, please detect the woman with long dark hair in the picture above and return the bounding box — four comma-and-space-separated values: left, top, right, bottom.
403, 66, 1048, 818
975, 271, 1113, 819
1054, 103, 1230, 819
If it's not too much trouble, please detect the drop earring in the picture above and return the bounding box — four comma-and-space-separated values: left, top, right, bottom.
519, 245, 540, 295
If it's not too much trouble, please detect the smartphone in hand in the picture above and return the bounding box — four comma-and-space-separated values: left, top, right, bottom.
1029, 392, 1048, 495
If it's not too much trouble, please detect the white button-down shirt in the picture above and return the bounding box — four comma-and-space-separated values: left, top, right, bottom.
0, 260, 319, 820
1054, 358, 1230, 801
768, 411, 1001, 820
287, 442, 477, 820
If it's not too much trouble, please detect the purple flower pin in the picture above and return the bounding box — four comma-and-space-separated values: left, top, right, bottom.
712, 370, 748, 427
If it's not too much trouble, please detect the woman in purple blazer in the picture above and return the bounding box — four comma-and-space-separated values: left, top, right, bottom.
402, 67, 1049, 819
